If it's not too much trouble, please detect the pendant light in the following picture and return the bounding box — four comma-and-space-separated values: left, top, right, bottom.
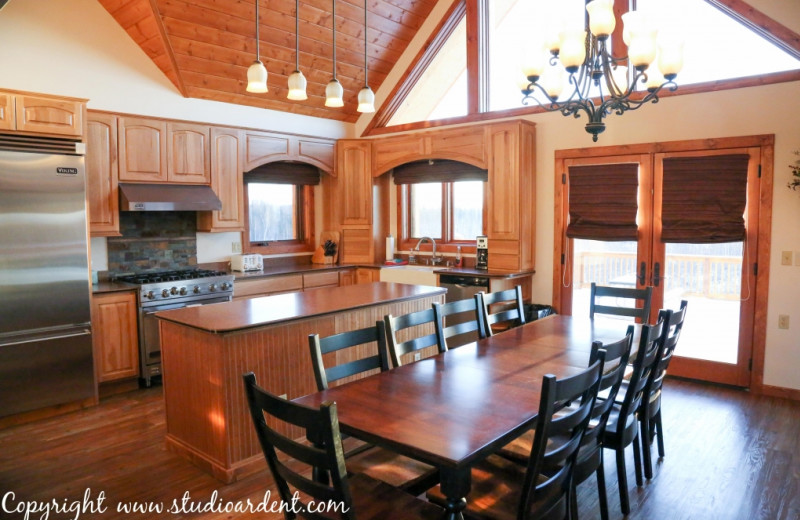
325, 0, 344, 107
246, 0, 268, 93
287, 0, 308, 100
357, 0, 375, 113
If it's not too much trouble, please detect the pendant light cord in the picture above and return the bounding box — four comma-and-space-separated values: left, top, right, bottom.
363, 0, 368, 86
295, 0, 300, 70
332, 0, 337, 80
255, 0, 260, 59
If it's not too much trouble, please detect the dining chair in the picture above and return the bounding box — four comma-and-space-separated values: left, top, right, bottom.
432, 295, 484, 349
242, 373, 445, 520
589, 282, 653, 322
640, 300, 688, 479
308, 322, 438, 495
477, 285, 526, 338
427, 358, 605, 520
497, 328, 634, 520
384, 308, 446, 368
601, 315, 668, 515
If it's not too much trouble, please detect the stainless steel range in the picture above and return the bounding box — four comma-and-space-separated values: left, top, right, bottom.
116, 269, 234, 386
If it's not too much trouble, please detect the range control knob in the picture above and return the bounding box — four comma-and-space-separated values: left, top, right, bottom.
220, 282, 230, 291
146, 291, 155, 300
193, 286, 201, 294
179, 287, 188, 295
209, 283, 217, 292
170, 286, 179, 295
161, 289, 170, 298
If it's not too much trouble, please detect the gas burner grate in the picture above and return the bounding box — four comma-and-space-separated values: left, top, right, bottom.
117, 269, 229, 284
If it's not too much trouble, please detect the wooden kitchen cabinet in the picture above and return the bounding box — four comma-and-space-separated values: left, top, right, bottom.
167, 122, 210, 184
339, 269, 356, 286
0, 89, 85, 137
118, 117, 168, 182
86, 113, 120, 237
371, 125, 486, 176
233, 275, 304, 300
303, 271, 340, 290
356, 267, 380, 284
92, 291, 139, 383
244, 130, 335, 173
198, 127, 245, 231
338, 140, 372, 226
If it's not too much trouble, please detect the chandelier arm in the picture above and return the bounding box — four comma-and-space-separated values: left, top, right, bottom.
522, 82, 596, 122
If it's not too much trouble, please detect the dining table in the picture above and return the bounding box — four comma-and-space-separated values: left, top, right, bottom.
293, 314, 640, 520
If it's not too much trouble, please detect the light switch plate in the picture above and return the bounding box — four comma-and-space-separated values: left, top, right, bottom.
795, 252, 800, 266
781, 251, 793, 266
778, 315, 789, 330
232, 242, 242, 253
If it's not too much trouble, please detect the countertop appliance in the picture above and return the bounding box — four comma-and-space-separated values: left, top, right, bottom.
476, 235, 489, 270
115, 269, 234, 386
231, 253, 262, 272
0, 136, 94, 418
438, 273, 489, 345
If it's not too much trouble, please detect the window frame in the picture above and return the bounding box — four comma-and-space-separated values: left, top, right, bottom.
397, 180, 486, 254
243, 182, 315, 255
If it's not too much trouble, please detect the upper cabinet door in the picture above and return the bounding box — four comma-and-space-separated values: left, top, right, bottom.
14, 95, 83, 137
197, 127, 244, 232
337, 140, 373, 226
167, 123, 210, 184
118, 117, 168, 182
86, 113, 120, 237
0, 93, 13, 131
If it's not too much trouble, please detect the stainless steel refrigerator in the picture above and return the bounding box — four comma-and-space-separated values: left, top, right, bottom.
0, 137, 94, 417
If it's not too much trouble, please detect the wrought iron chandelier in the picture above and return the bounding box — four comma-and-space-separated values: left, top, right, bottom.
520, 0, 684, 141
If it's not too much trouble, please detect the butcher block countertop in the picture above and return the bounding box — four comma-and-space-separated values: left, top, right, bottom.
156, 281, 445, 334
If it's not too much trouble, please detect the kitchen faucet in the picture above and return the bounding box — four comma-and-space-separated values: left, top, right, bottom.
410, 236, 442, 265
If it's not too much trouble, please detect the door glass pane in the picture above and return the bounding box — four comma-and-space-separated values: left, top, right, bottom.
452, 181, 484, 240
247, 183, 297, 242
664, 242, 743, 363
571, 239, 639, 319
410, 183, 443, 239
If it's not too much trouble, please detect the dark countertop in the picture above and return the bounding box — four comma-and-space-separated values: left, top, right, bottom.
156, 282, 446, 334
92, 281, 139, 294
233, 263, 534, 280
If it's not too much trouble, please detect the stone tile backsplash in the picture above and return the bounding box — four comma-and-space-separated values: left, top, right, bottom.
108, 212, 197, 274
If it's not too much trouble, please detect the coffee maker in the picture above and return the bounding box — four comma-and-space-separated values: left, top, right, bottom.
476, 235, 488, 270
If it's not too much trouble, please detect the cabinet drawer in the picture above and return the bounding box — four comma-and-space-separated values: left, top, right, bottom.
303, 271, 340, 289
233, 275, 303, 299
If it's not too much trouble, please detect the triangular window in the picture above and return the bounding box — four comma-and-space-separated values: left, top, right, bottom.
370, 0, 800, 132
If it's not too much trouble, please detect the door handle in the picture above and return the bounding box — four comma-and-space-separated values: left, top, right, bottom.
638, 262, 647, 286
653, 262, 661, 287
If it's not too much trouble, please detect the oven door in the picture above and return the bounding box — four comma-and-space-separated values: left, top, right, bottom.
140, 296, 231, 385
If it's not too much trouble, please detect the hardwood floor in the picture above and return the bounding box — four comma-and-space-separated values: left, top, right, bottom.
1, 378, 798, 519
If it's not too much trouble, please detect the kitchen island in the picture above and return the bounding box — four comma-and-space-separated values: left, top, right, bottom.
156, 282, 445, 483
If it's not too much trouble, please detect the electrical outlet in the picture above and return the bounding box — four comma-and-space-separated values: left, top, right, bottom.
232, 242, 242, 253
781, 251, 793, 266
778, 315, 789, 330
414, 352, 421, 361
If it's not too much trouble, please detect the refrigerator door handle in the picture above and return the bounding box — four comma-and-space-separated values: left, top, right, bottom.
0, 328, 91, 348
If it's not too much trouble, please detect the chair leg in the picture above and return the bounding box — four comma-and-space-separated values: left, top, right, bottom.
640, 414, 653, 480
614, 447, 630, 516
655, 410, 665, 459
596, 454, 610, 520
633, 433, 643, 487
569, 482, 578, 520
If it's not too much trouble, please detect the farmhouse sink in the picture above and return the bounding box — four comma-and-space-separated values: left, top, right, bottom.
379, 264, 439, 286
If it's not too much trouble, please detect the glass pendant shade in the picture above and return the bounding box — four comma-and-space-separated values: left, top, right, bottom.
325, 78, 344, 107
246, 60, 268, 93
287, 70, 307, 100
357, 86, 375, 113
586, 0, 616, 39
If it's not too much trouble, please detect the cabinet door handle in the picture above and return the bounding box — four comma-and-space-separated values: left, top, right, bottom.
653, 262, 661, 287
638, 261, 647, 286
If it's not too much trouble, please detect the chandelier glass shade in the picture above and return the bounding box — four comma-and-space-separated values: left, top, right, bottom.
520, 0, 683, 141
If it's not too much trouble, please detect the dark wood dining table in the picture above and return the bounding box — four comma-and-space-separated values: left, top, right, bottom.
293, 315, 640, 520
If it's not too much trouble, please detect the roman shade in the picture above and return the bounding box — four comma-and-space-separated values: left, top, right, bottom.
566, 163, 639, 241
661, 154, 749, 243
245, 162, 321, 185
393, 159, 488, 184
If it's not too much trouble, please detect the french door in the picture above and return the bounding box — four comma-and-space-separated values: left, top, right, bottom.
555, 144, 765, 388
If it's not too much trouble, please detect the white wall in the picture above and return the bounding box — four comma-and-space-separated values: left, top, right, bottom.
355, 0, 800, 392
0, 0, 353, 266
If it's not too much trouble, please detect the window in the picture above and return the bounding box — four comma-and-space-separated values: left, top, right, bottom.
243, 162, 317, 254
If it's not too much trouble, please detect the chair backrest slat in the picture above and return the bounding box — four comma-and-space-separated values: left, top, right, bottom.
308, 321, 389, 390
590, 283, 653, 322
432, 296, 484, 348
384, 308, 445, 367
478, 286, 526, 338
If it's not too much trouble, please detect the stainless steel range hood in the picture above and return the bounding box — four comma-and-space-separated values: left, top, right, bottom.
119, 183, 222, 211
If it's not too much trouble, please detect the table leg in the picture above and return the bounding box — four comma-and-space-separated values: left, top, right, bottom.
439, 467, 470, 520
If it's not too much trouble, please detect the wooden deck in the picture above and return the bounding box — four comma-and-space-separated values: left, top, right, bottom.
1, 378, 798, 519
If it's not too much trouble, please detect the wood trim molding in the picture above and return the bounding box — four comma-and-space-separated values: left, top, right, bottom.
148, 0, 187, 96
363, 0, 465, 135
708, 0, 800, 59
757, 384, 800, 402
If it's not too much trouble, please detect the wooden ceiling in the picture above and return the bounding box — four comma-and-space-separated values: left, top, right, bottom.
98, 0, 440, 123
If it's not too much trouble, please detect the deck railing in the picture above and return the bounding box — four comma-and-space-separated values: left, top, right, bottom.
576, 252, 742, 300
